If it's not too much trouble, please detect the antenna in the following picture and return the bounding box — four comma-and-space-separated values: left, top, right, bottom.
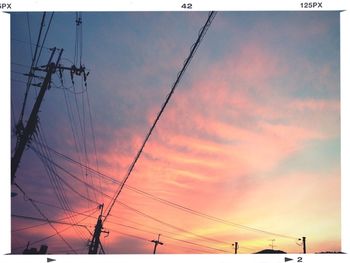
269, 239, 276, 250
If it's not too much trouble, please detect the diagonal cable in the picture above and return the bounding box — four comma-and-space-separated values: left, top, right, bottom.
103, 11, 217, 223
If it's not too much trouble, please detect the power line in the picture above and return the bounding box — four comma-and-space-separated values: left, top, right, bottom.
163, 242, 213, 254
103, 10, 217, 223
11, 208, 97, 253
18, 12, 46, 123
11, 70, 28, 76
17, 11, 56, 132
25, 145, 255, 251
33, 141, 299, 240
57, 28, 97, 206
107, 228, 151, 243
161, 233, 230, 253
25, 147, 252, 253
26, 13, 34, 59
107, 215, 255, 253
13, 183, 78, 254
30, 144, 101, 206
14, 150, 235, 254
117, 201, 231, 246
12, 214, 93, 233
30, 199, 99, 219
11, 62, 32, 68
30, 143, 107, 204
106, 225, 229, 254
12, 206, 98, 233
11, 38, 51, 51
86, 86, 103, 204
31, 146, 292, 252
34, 125, 91, 242
106, 221, 231, 253
108, 215, 193, 239
32, 128, 94, 243
61, 82, 88, 204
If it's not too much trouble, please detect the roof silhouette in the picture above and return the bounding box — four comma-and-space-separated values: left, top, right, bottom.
255, 249, 287, 254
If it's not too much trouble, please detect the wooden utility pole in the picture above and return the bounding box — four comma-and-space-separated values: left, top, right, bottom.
11, 48, 62, 184
151, 234, 163, 254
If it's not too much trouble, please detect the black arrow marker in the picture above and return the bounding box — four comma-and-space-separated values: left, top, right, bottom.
47, 258, 56, 263
285, 257, 293, 262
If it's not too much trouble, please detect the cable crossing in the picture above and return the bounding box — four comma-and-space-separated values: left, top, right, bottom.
103, 10, 217, 223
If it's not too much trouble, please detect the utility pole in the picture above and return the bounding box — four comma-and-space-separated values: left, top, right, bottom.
11, 47, 89, 185
302, 237, 306, 254
11, 47, 62, 184
88, 204, 105, 254
232, 242, 239, 254
269, 239, 276, 250
151, 234, 163, 254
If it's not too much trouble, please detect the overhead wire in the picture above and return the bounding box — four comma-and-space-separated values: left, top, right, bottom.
34, 125, 91, 241
117, 201, 232, 246
11, 206, 97, 253
58, 58, 97, 212
11, 38, 51, 51
30, 143, 100, 206
12, 11, 101, 254
31, 142, 230, 248
103, 10, 218, 223
12, 11, 300, 253
19, 12, 55, 123
108, 229, 151, 243
85, 83, 103, 205
13, 183, 78, 254
11, 62, 32, 68
30, 199, 99, 219
26, 13, 34, 59
70, 12, 100, 207
11, 70, 28, 76
12, 214, 94, 233
18, 142, 250, 253
33, 123, 98, 244
162, 242, 213, 254
71, 81, 94, 206
107, 214, 254, 253
12, 205, 98, 233
18, 12, 46, 123
62, 82, 87, 193
161, 233, 230, 254
33, 140, 299, 241
106, 220, 231, 253
30, 142, 106, 203
106, 226, 228, 254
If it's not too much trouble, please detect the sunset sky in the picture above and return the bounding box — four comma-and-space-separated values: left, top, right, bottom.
10, 11, 340, 254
